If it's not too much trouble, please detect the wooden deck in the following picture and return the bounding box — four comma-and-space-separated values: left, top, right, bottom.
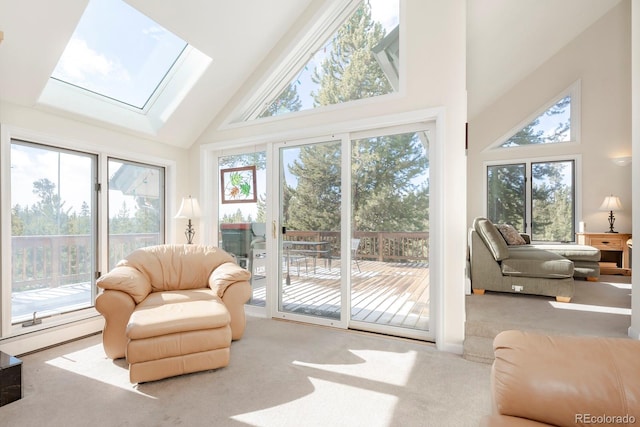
249, 259, 430, 330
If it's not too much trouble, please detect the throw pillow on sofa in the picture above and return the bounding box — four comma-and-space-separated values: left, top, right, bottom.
496, 223, 527, 246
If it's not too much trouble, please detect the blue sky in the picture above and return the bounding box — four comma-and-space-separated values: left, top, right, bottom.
51, 0, 186, 108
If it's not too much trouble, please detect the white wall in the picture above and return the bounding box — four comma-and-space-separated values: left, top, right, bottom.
191, 0, 468, 352
467, 1, 632, 233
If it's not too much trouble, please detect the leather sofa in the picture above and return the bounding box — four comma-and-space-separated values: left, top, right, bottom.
470, 217, 600, 302
96, 244, 251, 383
480, 330, 640, 426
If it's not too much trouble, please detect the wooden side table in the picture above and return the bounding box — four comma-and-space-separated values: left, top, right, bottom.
576, 232, 632, 276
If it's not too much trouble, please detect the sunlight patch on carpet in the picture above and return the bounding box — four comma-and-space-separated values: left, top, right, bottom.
45, 343, 155, 397
292, 349, 417, 386
599, 281, 632, 290
230, 377, 397, 427
548, 301, 631, 315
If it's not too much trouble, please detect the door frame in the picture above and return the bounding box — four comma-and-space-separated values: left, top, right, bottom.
201, 109, 443, 342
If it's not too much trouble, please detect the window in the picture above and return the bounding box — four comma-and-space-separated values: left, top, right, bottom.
491, 82, 580, 150
487, 163, 526, 232
245, 0, 399, 120
51, 0, 188, 109
5, 138, 168, 335
108, 159, 165, 269
486, 159, 576, 242
10, 140, 98, 325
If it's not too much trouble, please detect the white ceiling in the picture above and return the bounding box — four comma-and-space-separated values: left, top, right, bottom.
0, 0, 624, 147
0, 0, 315, 147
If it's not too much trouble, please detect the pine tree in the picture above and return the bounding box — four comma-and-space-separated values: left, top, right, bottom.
259, 83, 302, 117
287, 142, 342, 231
284, 3, 427, 234
487, 164, 526, 231
503, 96, 571, 147
311, 2, 392, 106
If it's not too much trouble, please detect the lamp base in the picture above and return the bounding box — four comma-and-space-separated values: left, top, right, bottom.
185, 219, 196, 244
605, 210, 617, 234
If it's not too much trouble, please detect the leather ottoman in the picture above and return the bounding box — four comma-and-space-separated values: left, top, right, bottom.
126, 290, 232, 383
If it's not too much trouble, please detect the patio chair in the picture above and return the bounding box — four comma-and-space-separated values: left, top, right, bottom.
352, 238, 361, 272
283, 241, 307, 285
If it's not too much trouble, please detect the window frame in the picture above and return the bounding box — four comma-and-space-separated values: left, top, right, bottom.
486, 80, 581, 152
225, 0, 402, 126
0, 127, 174, 340
484, 154, 582, 243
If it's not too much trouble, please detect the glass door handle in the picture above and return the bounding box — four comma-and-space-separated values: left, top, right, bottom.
272, 220, 277, 239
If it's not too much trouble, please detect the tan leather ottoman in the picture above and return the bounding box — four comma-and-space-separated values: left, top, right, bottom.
125, 290, 232, 383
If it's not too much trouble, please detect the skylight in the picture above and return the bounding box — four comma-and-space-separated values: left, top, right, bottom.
51, 0, 187, 109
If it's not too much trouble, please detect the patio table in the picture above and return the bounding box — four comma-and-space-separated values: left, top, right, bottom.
284, 241, 332, 274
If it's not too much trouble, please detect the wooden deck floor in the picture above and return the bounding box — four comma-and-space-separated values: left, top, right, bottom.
249, 259, 430, 330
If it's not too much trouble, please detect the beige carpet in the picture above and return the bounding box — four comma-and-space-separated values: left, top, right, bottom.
2, 316, 491, 427
464, 275, 633, 362
466, 275, 632, 338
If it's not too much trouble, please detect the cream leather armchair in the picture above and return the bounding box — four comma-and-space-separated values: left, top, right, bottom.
481, 330, 640, 426
96, 244, 251, 383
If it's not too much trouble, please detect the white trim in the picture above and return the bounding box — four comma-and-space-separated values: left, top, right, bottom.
341, 134, 353, 327
0, 316, 104, 356
428, 112, 445, 351
204, 108, 441, 151
485, 80, 581, 152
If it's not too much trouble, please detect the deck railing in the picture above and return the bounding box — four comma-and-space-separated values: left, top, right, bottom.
11, 233, 160, 291
11, 230, 427, 291
285, 231, 429, 262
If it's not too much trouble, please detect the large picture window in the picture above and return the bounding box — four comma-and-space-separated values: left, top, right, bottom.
5, 139, 167, 334
239, 0, 399, 121
486, 159, 576, 242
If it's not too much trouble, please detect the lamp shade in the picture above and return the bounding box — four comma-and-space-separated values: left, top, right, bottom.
599, 195, 622, 211
175, 196, 201, 219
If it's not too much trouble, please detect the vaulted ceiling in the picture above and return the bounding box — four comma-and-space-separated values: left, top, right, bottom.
0, 0, 624, 148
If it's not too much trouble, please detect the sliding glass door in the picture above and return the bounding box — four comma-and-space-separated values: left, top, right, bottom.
277, 140, 343, 324
271, 125, 432, 338
350, 128, 430, 334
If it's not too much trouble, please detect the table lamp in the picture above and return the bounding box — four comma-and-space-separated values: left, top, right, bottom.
175, 195, 201, 244
599, 195, 622, 233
